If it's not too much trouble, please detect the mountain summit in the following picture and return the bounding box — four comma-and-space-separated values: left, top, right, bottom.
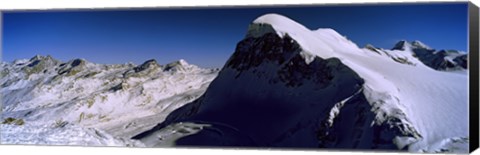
134, 14, 467, 153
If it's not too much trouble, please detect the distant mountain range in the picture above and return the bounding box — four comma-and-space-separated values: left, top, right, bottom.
367, 40, 467, 71
1, 55, 218, 146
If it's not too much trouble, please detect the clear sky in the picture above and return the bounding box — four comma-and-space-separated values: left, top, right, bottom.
2, 2, 468, 68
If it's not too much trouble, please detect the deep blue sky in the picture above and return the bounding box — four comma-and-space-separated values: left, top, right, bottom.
2, 3, 468, 68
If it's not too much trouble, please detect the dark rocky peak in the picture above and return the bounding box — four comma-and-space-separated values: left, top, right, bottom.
29, 55, 50, 62
453, 54, 467, 69
123, 59, 161, 78
245, 23, 277, 38
391, 40, 411, 51
414, 49, 467, 71
134, 59, 160, 73
58, 58, 87, 68
21, 55, 61, 76
164, 59, 192, 72
392, 40, 433, 51
27, 55, 60, 67
57, 59, 88, 76
70, 59, 86, 68
226, 32, 299, 72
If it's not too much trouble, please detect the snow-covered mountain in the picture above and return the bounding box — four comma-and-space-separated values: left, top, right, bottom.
1, 13, 469, 153
365, 40, 468, 72
1, 55, 219, 146
133, 14, 468, 153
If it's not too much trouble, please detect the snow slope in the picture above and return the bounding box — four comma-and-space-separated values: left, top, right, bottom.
135, 14, 468, 153
1, 123, 144, 146
250, 14, 468, 153
1, 55, 219, 144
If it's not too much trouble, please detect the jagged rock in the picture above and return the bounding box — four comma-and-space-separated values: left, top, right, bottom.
57, 59, 86, 76
123, 59, 162, 78
164, 59, 194, 72
391, 40, 411, 51
453, 54, 467, 69
134, 59, 160, 73
22, 55, 60, 76
388, 40, 467, 71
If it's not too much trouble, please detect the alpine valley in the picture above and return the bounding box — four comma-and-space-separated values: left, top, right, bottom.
1, 14, 469, 153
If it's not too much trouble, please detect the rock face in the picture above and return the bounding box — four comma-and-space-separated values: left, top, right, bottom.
21, 55, 61, 76
164, 59, 197, 72
453, 54, 467, 68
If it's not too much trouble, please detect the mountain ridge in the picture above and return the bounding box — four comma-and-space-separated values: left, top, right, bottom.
1, 55, 220, 144
133, 13, 468, 153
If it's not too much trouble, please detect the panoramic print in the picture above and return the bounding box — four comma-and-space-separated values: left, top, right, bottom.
1, 2, 470, 153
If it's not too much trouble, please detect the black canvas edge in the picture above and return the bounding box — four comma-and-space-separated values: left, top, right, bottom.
469, 1, 480, 153
0, 1, 469, 13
